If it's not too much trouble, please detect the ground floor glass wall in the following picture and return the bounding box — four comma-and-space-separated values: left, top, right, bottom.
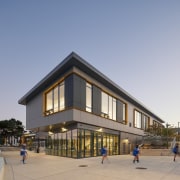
46, 128, 120, 158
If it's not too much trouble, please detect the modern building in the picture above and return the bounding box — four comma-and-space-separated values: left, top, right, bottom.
18, 52, 164, 158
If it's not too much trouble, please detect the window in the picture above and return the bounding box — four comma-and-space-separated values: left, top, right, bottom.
86, 82, 92, 112
112, 98, 116, 120
123, 103, 126, 122
46, 91, 53, 114
59, 82, 65, 110
101, 91, 116, 120
108, 96, 113, 119
45, 81, 65, 115
54, 86, 58, 112
142, 115, 149, 131
101, 92, 108, 116
134, 110, 142, 128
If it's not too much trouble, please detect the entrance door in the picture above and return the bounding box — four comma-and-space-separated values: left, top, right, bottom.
103, 134, 119, 156
94, 132, 102, 156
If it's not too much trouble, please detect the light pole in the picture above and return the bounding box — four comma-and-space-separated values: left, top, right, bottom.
166, 123, 173, 149
166, 123, 174, 149
166, 123, 169, 149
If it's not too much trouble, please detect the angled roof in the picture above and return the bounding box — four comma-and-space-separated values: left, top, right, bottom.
18, 52, 164, 123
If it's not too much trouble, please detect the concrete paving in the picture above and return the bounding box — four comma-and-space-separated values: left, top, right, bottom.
1, 150, 180, 180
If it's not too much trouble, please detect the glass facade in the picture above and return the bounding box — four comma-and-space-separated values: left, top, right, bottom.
46, 128, 120, 158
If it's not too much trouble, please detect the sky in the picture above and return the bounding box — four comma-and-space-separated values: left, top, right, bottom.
0, 0, 180, 128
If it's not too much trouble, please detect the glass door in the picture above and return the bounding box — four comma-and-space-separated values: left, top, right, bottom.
85, 130, 91, 157
93, 132, 102, 156
61, 132, 67, 157
78, 129, 84, 158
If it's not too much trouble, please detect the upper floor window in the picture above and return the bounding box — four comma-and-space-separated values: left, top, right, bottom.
86, 82, 92, 112
101, 92, 108, 116
44, 81, 65, 115
46, 91, 53, 112
101, 91, 116, 120
112, 97, 117, 120
54, 86, 58, 112
123, 103, 126, 123
134, 110, 142, 128
119, 101, 127, 124
142, 114, 149, 131
59, 82, 65, 110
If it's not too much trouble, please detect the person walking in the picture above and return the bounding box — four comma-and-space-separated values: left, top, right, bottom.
133, 144, 140, 163
173, 143, 179, 162
20, 145, 28, 164
101, 146, 108, 164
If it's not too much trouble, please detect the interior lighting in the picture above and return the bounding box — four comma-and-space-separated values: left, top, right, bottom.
48, 131, 54, 135
97, 128, 102, 132
61, 127, 68, 132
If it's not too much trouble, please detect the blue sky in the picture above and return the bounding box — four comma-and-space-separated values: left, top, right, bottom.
0, 0, 180, 128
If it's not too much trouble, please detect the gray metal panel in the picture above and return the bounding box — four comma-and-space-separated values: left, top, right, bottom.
117, 100, 123, 123
92, 85, 101, 115
65, 75, 73, 108
73, 74, 86, 110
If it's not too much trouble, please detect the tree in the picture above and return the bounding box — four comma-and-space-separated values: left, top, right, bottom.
0, 118, 24, 146
146, 124, 163, 136
161, 127, 176, 137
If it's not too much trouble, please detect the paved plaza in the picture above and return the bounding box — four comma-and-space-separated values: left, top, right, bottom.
1, 150, 180, 180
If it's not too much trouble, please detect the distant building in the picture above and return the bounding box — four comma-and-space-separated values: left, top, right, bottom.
18, 52, 164, 158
